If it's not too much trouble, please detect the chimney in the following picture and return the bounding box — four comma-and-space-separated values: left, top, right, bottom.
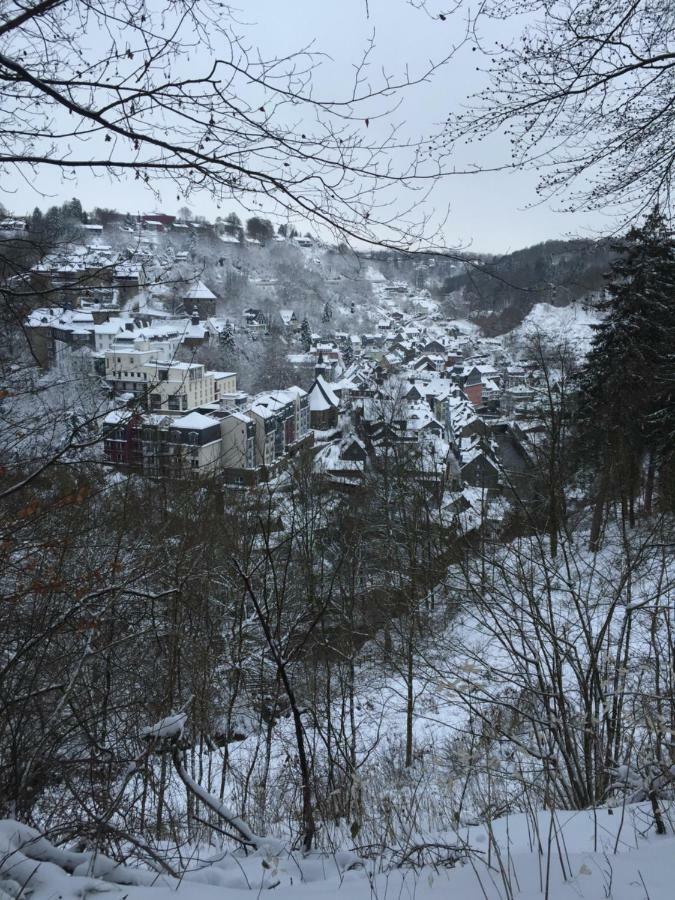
191, 306, 200, 326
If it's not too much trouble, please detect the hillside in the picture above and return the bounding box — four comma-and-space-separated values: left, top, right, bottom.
438, 239, 614, 335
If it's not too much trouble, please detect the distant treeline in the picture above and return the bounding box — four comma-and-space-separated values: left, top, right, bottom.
24, 199, 309, 247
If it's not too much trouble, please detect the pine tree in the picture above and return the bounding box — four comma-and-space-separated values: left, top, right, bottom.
577, 208, 675, 540
340, 335, 353, 365
29, 207, 43, 234
322, 302, 332, 324
220, 322, 236, 352
300, 317, 312, 352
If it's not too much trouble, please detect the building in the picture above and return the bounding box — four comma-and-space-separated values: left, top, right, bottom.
308, 375, 340, 430
182, 281, 217, 319
220, 412, 258, 484
248, 387, 311, 466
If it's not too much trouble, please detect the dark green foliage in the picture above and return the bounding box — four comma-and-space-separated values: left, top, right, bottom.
340, 335, 353, 365
223, 212, 243, 240
576, 209, 675, 520
300, 316, 312, 352
246, 216, 274, 244
441, 239, 614, 335
220, 322, 236, 352
29, 198, 87, 241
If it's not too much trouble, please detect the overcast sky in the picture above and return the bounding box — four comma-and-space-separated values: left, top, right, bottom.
7, 0, 616, 253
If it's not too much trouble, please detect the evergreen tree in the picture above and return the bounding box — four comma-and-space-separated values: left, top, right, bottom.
246, 216, 274, 243
43, 205, 62, 240
64, 198, 83, 222
576, 208, 675, 540
223, 212, 242, 239
300, 317, 312, 352
322, 302, 332, 324
220, 322, 236, 352
29, 207, 43, 234
340, 335, 353, 365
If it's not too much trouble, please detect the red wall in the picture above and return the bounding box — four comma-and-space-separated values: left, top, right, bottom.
465, 382, 483, 407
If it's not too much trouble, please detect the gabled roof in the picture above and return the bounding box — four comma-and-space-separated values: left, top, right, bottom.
309, 375, 340, 412
183, 280, 216, 300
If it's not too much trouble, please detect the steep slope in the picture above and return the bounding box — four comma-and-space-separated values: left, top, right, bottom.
439, 239, 613, 335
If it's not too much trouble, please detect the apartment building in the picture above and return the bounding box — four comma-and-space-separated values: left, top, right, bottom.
248, 387, 310, 467
139, 411, 224, 477
220, 412, 257, 483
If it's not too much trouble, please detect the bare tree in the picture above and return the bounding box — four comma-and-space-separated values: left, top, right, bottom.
446, 0, 675, 223
0, 0, 463, 250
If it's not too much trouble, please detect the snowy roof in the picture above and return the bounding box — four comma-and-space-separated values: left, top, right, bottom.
172, 411, 220, 430
309, 375, 340, 412
228, 411, 253, 424
183, 280, 216, 300
103, 409, 133, 426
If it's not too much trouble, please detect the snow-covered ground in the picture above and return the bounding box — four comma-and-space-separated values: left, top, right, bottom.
2, 803, 672, 899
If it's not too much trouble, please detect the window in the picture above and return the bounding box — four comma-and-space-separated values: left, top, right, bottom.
168, 396, 180, 411
150, 394, 161, 409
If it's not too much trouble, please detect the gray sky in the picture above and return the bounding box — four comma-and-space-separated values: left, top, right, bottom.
7, 0, 615, 253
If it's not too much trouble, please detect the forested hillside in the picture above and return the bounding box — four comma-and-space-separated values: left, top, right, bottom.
440, 239, 615, 334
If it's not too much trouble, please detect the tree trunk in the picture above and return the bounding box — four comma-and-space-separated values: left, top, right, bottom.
589, 469, 609, 552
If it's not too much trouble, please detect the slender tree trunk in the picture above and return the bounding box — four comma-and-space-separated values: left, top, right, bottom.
405, 626, 414, 768
644, 450, 656, 515
589, 469, 609, 552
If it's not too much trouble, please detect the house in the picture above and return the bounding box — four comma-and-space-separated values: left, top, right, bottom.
461, 367, 483, 407
423, 339, 447, 355
460, 436, 501, 492
242, 307, 268, 335
413, 354, 444, 373
278, 309, 298, 331
212, 372, 238, 402
308, 375, 340, 430
105, 355, 216, 413
182, 280, 217, 319
181, 309, 209, 349
142, 213, 176, 229
314, 436, 367, 487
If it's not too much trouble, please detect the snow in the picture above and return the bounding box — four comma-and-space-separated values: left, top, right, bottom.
510, 302, 602, 354
309, 375, 340, 411
140, 711, 188, 740
172, 412, 220, 430
1, 804, 672, 899
183, 280, 216, 300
